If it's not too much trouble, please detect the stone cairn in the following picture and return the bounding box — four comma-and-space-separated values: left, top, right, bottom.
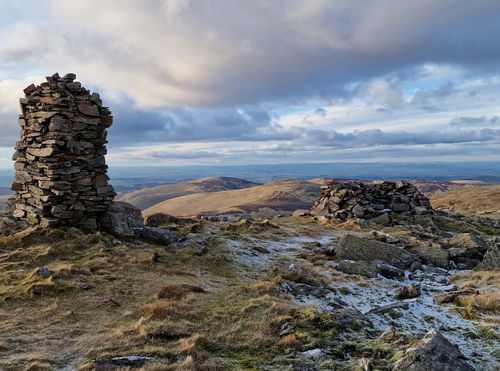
310, 180, 433, 224
5, 73, 116, 229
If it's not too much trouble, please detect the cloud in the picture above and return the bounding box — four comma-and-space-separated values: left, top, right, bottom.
450, 115, 499, 126
141, 150, 222, 160
107, 104, 280, 145
1, 0, 499, 109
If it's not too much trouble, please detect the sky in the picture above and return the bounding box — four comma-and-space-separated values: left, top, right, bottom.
0, 0, 500, 168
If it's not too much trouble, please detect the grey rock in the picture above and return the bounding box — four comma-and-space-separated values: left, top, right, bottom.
474, 246, 500, 270
144, 212, 180, 227
392, 329, 475, 371
329, 308, 371, 329
368, 302, 409, 315
92, 356, 154, 371
166, 239, 205, 253
101, 201, 144, 237
335, 234, 418, 269
283, 281, 330, 298
394, 284, 421, 299
293, 209, 312, 217
297, 348, 328, 362
138, 226, 180, 245
336, 260, 403, 279
433, 290, 477, 305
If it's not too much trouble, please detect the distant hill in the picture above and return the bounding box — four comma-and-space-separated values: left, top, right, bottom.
143, 179, 322, 217
0, 187, 10, 196
410, 180, 478, 196
431, 185, 500, 214
118, 176, 261, 210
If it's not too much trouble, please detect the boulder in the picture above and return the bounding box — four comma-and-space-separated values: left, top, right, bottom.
101, 201, 144, 237
144, 212, 181, 227
225, 219, 279, 233
392, 329, 474, 370
92, 356, 154, 371
368, 302, 409, 316
297, 348, 328, 362
394, 284, 421, 300
293, 209, 312, 217
473, 246, 500, 271
433, 290, 477, 305
336, 260, 403, 279
0, 215, 29, 235
442, 234, 488, 268
166, 239, 205, 253
336, 260, 379, 278
283, 281, 330, 298
329, 308, 371, 329
138, 226, 180, 245
335, 234, 418, 269
407, 243, 449, 269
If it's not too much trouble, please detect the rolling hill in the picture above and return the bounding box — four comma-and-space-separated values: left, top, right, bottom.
431, 184, 500, 214
117, 176, 260, 210
143, 179, 322, 217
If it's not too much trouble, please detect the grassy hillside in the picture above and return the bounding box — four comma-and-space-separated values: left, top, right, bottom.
118, 177, 260, 210
144, 180, 321, 217
431, 185, 500, 213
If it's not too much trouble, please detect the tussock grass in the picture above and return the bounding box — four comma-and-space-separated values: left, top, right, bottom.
157, 283, 205, 300
455, 293, 500, 318
450, 270, 500, 319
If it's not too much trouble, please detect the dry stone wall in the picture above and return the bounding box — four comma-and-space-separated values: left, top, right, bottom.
311, 180, 433, 224
5, 73, 116, 229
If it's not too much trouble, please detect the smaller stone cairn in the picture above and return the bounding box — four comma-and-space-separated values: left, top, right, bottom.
5, 73, 116, 229
310, 180, 433, 224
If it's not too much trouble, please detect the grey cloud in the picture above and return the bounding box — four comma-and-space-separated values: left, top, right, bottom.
298, 127, 500, 149
2, 0, 500, 108
410, 82, 455, 110
313, 108, 326, 117
107, 104, 290, 145
142, 151, 222, 160
450, 115, 499, 126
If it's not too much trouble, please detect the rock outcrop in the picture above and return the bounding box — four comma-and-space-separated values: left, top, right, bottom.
335, 234, 418, 269
311, 180, 433, 224
392, 329, 475, 370
5, 73, 116, 229
474, 246, 500, 270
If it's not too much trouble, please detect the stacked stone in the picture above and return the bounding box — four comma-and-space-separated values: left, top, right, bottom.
311, 180, 433, 223
6, 73, 116, 229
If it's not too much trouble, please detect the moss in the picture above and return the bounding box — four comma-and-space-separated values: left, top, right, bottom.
476, 325, 500, 343
433, 216, 481, 234
423, 314, 435, 323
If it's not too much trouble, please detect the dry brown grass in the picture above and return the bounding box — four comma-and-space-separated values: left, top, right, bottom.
431, 185, 500, 213
0, 226, 235, 370
157, 283, 205, 299
143, 180, 321, 217
141, 299, 195, 320
455, 293, 500, 316
118, 176, 260, 210
450, 270, 500, 319
276, 261, 329, 286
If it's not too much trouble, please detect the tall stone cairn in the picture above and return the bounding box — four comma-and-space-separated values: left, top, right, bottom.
5, 73, 116, 229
